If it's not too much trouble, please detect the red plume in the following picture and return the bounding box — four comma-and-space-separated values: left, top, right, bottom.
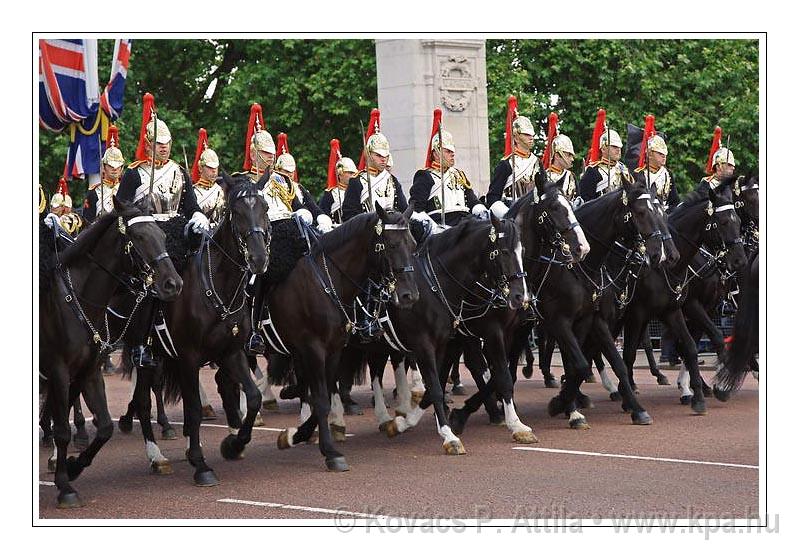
424, 108, 443, 168
705, 126, 723, 174
587, 108, 607, 164
106, 125, 120, 151
57, 176, 70, 197
358, 108, 381, 171
275, 132, 298, 181
135, 92, 155, 161
327, 138, 342, 190
541, 112, 559, 169
243, 103, 266, 171
637, 114, 656, 169
504, 95, 518, 157
191, 128, 209, 183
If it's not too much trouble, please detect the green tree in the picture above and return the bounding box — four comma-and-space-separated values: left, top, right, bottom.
486, 39, 759, 194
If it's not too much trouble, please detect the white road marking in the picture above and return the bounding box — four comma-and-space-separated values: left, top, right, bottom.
218, 498, 389, 519
39, 481, 55, 486
115, 418, 354, 437
512, 447, 757, 470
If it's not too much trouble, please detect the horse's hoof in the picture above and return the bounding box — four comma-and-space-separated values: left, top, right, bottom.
631, 411, 653, 425
702, 385, 713, 398
585, 374, 598, 384
330, 424, 347, 443
262, 399, 279, 412
161, 428, 178, 440
548, 396, 566, 417
57, 492, 83, 509
201, 405, 217, 420
325, 456, 350, 472
679, 395, 692, 405
655, 373, 671, 386
47, 457, 56, 473
631, 384, 640, 394
512, 430, 538, 444
194, 469, 220, 487
621, 401, 631, 413
448, 408, 469, 435
73, 433, 89, 451
544, 375, 560, 389
691, 401, 708, 416
569, 418, 591, 430
220, 434, 246, 460
609, 391, 622, 402
576, 393, 593, 409
253, 412, 265, 427
394, 410, 407, 418
379, 419, 399, 438
66, 456, 82, 481
150, 460, 173, 475
443, 440, 467, 455
522, 366, 533, 379
118, 416, 133, 434
411, 391, 425, 407
277, 428, 296, 450
713, 386, 731, 402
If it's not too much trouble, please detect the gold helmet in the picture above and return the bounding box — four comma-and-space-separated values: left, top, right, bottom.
600, 128, 623, 148
512, 115, 535, 136
102, 125, 125, 168
199, 148, 220, 169
336, 157, 358, 174
251, 130, 276, 156
552, 134, 575, 157
431, 129, 456, 153
712, 147, 736, 168
50, 192, 72, 210
274, 153, 297, 175
647, 135, 668, 156
145, 119, 172, 144
366, 132, 390, 157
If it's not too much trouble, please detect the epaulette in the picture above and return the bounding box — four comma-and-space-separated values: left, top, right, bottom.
702, 175, 715, 182
634, 165, 646, 173
587, 160, 601, 168
231, 170, 249, 176
501, 153, 513, 161
128, 160, 148, 169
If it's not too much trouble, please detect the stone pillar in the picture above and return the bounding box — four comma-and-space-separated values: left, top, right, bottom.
375, 39, 490, 198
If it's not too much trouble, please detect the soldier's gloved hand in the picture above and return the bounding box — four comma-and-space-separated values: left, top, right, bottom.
294, 208, 313, 226
188, 211, 210, 233
489, 201, 509, 219
571, 196, 584, 210
411, 211, 435, 227
471, 203, 490, 220
43, 213, 61, 230
316, 214, 334, 234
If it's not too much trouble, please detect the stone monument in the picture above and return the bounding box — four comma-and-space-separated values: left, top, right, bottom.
375, 39, 490, 197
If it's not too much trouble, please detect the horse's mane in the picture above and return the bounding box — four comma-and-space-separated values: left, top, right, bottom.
505, 190, 538, 220
418, 214, 482, 254
59, 212, 119, 267
313, 212, 378, 255
574, 188, 623, 224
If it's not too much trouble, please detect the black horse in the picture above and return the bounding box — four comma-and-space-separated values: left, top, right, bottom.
136, 172, 271, 485
618, 179, 748, 414
39, 197, 182, 507
264, 205, 419, 471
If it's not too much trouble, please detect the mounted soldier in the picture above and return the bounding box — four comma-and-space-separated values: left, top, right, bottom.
116, 93, 208, 367
578, 108, 633, 203
486, 95, 541, 218
632, 114, 679, 209
83, 125, 125, 223
541, 112, 578, 205
319, 138, 358, 226
697, 126, 736, 197
43, 177, 83, 235
190, 128, 225, 228
409, 108, 489, 230
236, 103, 275, 184
342, 108, 408, 221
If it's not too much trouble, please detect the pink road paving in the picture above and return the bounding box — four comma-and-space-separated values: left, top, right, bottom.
38, 360, 759, 521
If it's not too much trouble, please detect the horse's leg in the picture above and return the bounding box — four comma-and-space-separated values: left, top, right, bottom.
249, 355, 278, 411
219, 351, 262, 461
684, 299, 723, 396
618, 308, 649, 402
306, 346, 348, 471
370, 351, 398, 437
153, 367, 177, 440
664, 309, 707, 414
547, 319, 591, 429
176, 362, 219, 486
215, 367, 243, 434
198, 377, 217, 420
117, 367, 138, 433
642, 331, 669, 385
130, 365, 172, 474
393, 355, 413, 417
48, 366, 82, 508
71, 397, 89, 451
40, 390, 54, 449
449, 337, 503, 435
66, 369, 115, 488
417, 342, 466, 455
540, 330, 560, 388
329, 390, 347, 443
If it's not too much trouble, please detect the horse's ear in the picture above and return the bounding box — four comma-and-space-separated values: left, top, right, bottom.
490, 211, 502, 232
535, 166, 547, 199
254, 170, 270, 191
219, 169, 234, 194
402, 204, 413, 222
375, 201, 388, 222
708, 184, 719, 205
112, 194, 125, 213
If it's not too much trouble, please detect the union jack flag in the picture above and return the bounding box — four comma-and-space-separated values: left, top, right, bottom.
99, 39, 131, 120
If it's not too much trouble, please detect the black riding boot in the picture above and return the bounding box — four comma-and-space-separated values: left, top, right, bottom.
245, 274, 267, 355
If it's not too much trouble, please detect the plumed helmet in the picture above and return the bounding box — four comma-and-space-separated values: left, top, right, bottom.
647, 135, 668, 156
431, 129, 456, 154
102, 125, 125, 168
145, 119, 172, 144
600, 128, 623, 148
552, 134, 575, 157
366, 132, 390, 157
512, 115, 535, 136
274, 153, 296, 175
252, 130, 276, 156
337, 157, 358, 174
712, 147, 736, 168
199, 148, 219, 169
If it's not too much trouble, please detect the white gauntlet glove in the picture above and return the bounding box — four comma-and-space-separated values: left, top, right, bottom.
188, 211, 210, 233
294, 208, 313, 226
316, 214, 334, 233
44, 213, 60, 230
471, 203, 490, 220
489, 201, 510, 219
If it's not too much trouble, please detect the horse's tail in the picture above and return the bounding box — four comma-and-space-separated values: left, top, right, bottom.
267, 353, 295, 386
714, 253, 759, 395
161, 360, 184, 406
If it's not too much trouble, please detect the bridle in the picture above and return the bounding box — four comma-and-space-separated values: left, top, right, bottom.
533, 191, 580, 259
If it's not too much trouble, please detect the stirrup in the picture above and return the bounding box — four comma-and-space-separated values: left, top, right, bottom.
245, 332, 267, 356
131, 345, 158, 368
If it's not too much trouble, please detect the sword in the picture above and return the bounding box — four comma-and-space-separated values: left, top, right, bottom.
438, 120, 445, 227
148, 110, 158, 203
359, 119, 374, 212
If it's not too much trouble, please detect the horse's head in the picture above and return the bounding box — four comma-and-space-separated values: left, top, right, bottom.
220, 170, 271, 275
487, 214, 528, 309
733, 174, 759, 223
374, 203, 419, 308
113, 196, 183, 301
619, 173, 665, 267
706, 184, 748, 270
650, 195, 680, 268
530, 169, 590, 263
